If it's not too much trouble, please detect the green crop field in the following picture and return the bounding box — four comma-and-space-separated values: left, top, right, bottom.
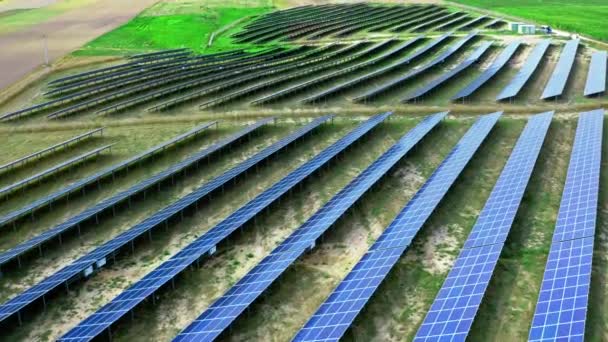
450, 0, 608, 41
74, 1, 273, 56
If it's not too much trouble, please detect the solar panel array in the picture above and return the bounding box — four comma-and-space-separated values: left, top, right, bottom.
414, 111, 553, 341
402, 41, 492, 102
292, 112, 501, 342
0, 115, 331, 326
452, 41, 521, 100
455, 16, 488, 31
0, 122, 216, 229
0, 118, 273, 270
584, 51, 607, 97
541, 39, 580, 100
0, 144, 113, 198
174, 112, 448, 342
198, 41, 390, 109
250, 37, 423, 105
59, 113, 393, 342
355, 32, 477, 102
529, 109, 603, 341
0, 128, 104, 174
299, 34, 436, 103
497, 39, 551, 101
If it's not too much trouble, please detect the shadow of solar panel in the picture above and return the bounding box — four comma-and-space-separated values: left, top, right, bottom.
584, 51, 607, 97
174, 112, 447, 342
497, 39, 551, 101
0, 116, 331, 326
290, 112, 501, 342
541, 39, 580, 100
529, 109, 603, 341
452, 40, 521, 101
59, 113, 392, 342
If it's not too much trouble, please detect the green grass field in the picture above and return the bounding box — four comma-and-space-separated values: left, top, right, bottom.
74, 1, 273, 56
450, 0, 608, 41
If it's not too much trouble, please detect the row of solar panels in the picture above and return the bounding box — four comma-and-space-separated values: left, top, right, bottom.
238, 4, 499, 44
0, 109, 602, 341
0, 127, 103, 174
4, 36, 605, 122
0, 46, 294, 120
0, 121, 217, 230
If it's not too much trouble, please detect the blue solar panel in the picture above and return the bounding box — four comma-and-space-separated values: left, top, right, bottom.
541, 39, 580, 100
530, 237, 594, 341
402, 41, 492, 102
294, 113, 501, 341
0, 128, 104, 174
299, 34, 435, 103
0, 115, 331, 326
0, 118, 273, 270
0, 122, 216, 230
251, 37, 423, 105
174, 112, 448, 342
354, 32, 477, 102
529, 109, 603, 341
59, 113, 393, 342
0, 144, 113, 198
583, 51, 607, 97
414, 111, 553, 341
292, 112, 501, 342
497, 39, 551, 101
452, 41, 521, 100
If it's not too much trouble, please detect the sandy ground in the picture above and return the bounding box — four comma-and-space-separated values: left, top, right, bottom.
0, 0, 57, 13
0, 0, 158, 91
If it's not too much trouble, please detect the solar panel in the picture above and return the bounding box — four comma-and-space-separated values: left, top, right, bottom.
251, 37, 423, 105
302, 34, 449, 103
0, 144, 113, 198
402, 41, 492, 102
174, 112, 447, 342
0, 122, 216, 230
198, 42, 383, 109
389, 8, 448, 32
354, 32, 477, 102
99, 44, 357, 115
0, 116, 331, 326
529, 109, 603, 341
292, 112, 501, 342
0, 118, 273, 270
414, 111, 553, 341
455, 16, 488, 31
409, 12, 464, 32
0, 128, 104, 174
497, 39, 551, 101
541, 39, 580, 99
59, 113, 393, 342
583, 51, 607, 97
452, 41, 521, 100
432, 14, 471, 31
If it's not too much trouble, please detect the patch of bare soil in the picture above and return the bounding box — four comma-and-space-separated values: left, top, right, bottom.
0, 0, 158, 92
0, 0, 57, 13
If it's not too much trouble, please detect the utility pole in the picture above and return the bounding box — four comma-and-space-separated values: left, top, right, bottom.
43, 34, 49, 66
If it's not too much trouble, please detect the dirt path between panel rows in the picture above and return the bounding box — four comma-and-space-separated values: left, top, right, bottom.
0, 0, 158, 91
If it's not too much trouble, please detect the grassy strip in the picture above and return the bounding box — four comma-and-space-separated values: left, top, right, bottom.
74, 6, 274, 57
449, 0, 608, 41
